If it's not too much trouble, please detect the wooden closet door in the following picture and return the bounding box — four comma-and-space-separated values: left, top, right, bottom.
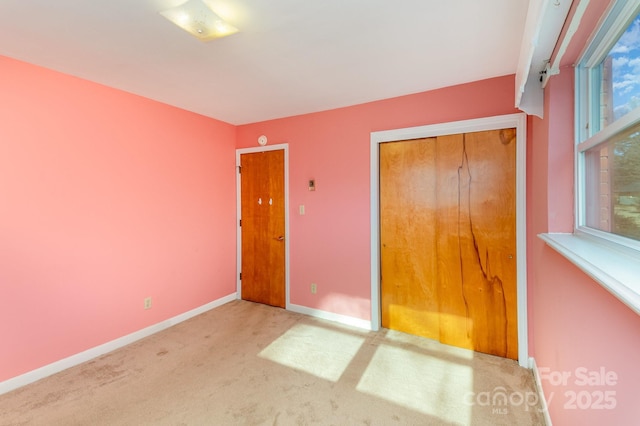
380, 128, 517, 359
380, 138, 439, 340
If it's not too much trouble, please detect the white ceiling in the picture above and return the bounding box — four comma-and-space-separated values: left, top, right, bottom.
0, 0, 530, 125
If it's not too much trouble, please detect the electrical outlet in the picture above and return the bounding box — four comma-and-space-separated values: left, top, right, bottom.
310, 283, 317, 294
144, 297, 152, 310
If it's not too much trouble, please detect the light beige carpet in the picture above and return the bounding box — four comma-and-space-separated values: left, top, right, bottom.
0, 300, 546, 425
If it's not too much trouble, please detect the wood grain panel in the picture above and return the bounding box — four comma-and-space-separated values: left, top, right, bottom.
266, 150, 286, 307
436, 129, 517, 359
461, 128, 517, 359
380, 138, 439, 339
379, 128, 517, 360
240, 150, 285, 308
434, 133, 472, 349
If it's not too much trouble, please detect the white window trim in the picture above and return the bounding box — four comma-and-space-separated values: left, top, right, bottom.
540, 0, 640, 316
576, 106, 640, 253
539, 232, 640, 315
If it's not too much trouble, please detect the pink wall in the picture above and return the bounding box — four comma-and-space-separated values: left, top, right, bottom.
0, 56, 237, 382
237, 76, 519, 320
528, 1, 640, 423
4, 7, 638, 421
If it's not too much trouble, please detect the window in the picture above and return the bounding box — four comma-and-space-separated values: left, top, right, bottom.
577, 0, 640, 248
539, 0, 640, 316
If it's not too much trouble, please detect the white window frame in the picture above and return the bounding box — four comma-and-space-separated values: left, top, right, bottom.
541, 0, 640, 316
575, 0, 640, 250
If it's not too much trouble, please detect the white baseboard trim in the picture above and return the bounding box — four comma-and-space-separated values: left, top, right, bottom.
0, 292, 237, 396
529, 357, 553, 426
287, 303, 372, 330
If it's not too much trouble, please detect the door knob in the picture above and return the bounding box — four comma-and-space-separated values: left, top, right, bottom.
275, 236, 285, 241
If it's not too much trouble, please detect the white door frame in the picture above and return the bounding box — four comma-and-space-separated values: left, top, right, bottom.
236, 143, 290, 309
369, 114, 528, 367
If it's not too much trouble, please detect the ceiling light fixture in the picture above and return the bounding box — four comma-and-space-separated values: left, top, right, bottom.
160, 0, 238, 41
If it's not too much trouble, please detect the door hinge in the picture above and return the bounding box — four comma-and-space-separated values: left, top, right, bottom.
239, 219, 242, 227
239, 272, 242, 280
238, 166, 241, 174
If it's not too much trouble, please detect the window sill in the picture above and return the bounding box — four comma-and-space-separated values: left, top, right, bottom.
538, 232, 640, 316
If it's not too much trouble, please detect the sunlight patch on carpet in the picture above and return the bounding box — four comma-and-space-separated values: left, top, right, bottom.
356, 344, 473, 423
259, 323, 364, 382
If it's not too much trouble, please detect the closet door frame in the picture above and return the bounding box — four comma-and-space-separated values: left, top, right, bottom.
369, 113, 528, 367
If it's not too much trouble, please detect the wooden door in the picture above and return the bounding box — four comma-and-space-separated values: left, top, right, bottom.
380, 138, 440, 340
240, 150, 285, 308
380, 128, 517, 359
